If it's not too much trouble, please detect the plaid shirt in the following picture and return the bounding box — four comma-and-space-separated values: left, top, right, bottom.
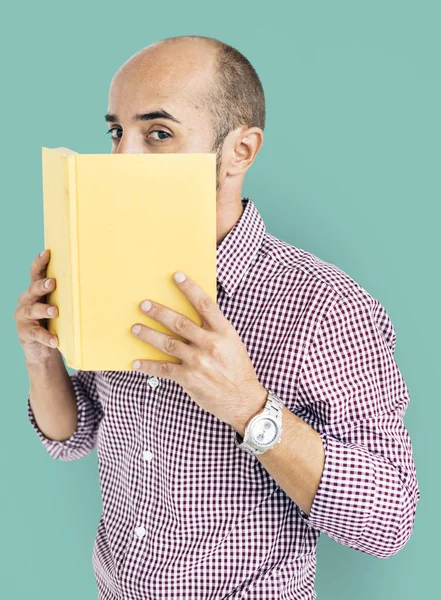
28, 197, 420, 600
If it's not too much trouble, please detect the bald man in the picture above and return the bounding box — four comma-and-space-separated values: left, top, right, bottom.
19, 35, 419, 599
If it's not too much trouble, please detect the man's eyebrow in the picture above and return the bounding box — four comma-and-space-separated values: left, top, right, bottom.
104, 110, 182, 125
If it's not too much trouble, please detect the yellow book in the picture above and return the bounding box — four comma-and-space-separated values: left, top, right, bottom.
42, 146, 217, 371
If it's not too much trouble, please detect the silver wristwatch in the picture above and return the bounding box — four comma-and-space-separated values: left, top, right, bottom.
235, 388, 284, 456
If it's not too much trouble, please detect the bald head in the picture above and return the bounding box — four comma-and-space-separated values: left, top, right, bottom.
106, 35, 265, 192
114, 37, 217, 110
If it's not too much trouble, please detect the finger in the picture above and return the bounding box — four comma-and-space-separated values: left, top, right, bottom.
132, 357, 183, 383
16, 320, 58, 348
19, 274, 56, 307
139, 299, 207, 345
172, 272, 225, 331
131, 324, 192, 361
15, 301, 58, 323
30, 249, 50, 284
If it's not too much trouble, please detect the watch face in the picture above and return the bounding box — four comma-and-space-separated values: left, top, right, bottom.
251, 417, 278, 446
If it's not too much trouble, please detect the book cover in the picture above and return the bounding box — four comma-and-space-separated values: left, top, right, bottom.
41, 146, 217, 371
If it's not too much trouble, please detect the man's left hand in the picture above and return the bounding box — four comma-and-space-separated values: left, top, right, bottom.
130, 271, 267, 435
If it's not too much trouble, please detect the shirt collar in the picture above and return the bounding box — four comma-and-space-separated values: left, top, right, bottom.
216, 197, 266, 297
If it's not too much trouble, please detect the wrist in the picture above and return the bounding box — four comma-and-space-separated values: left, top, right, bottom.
232, 383, 268, 437
25, 350, 61, 372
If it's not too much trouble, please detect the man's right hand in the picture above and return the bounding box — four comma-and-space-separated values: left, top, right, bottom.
14, 249, 60, 366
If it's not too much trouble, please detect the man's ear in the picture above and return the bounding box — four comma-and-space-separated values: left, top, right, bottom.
225, 126, 264, 178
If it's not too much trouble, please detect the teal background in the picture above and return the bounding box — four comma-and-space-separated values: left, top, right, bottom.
2, 1, 438, 598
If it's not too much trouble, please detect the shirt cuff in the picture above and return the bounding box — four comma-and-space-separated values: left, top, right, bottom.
27, 374, 100, 461
297, 432, 376, 545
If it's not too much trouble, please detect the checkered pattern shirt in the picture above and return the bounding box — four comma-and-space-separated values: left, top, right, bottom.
28, 197, 420, 599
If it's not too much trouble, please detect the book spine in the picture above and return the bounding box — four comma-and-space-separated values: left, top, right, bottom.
66, 154, 82, 369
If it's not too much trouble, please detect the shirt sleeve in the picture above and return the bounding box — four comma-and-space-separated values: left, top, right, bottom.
27, 369, 104, 462
295, 291, 420, 558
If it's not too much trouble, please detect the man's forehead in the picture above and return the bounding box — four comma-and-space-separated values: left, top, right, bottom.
111, 49, 214, 98
108, 53, 213, 120
108, 83, 207, 118
111, 69, 206, 98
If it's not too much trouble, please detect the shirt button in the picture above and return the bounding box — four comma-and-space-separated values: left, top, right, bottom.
135, 526, 146, 539
148, 376, 160, 389
143, 450, 153, 462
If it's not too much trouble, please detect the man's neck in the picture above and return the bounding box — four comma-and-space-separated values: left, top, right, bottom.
216, 197, 244, 247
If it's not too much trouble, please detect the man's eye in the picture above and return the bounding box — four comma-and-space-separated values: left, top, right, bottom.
106, 128, 122, 140
148, 130, 171, 141
105, 129, 171, 141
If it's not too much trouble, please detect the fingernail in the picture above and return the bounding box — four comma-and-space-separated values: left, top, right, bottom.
174, 272, 186, 283
40, 250, 47, 257
44, 278, 52, 288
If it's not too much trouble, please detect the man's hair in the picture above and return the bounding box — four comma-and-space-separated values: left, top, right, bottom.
157, 35, 266, 153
